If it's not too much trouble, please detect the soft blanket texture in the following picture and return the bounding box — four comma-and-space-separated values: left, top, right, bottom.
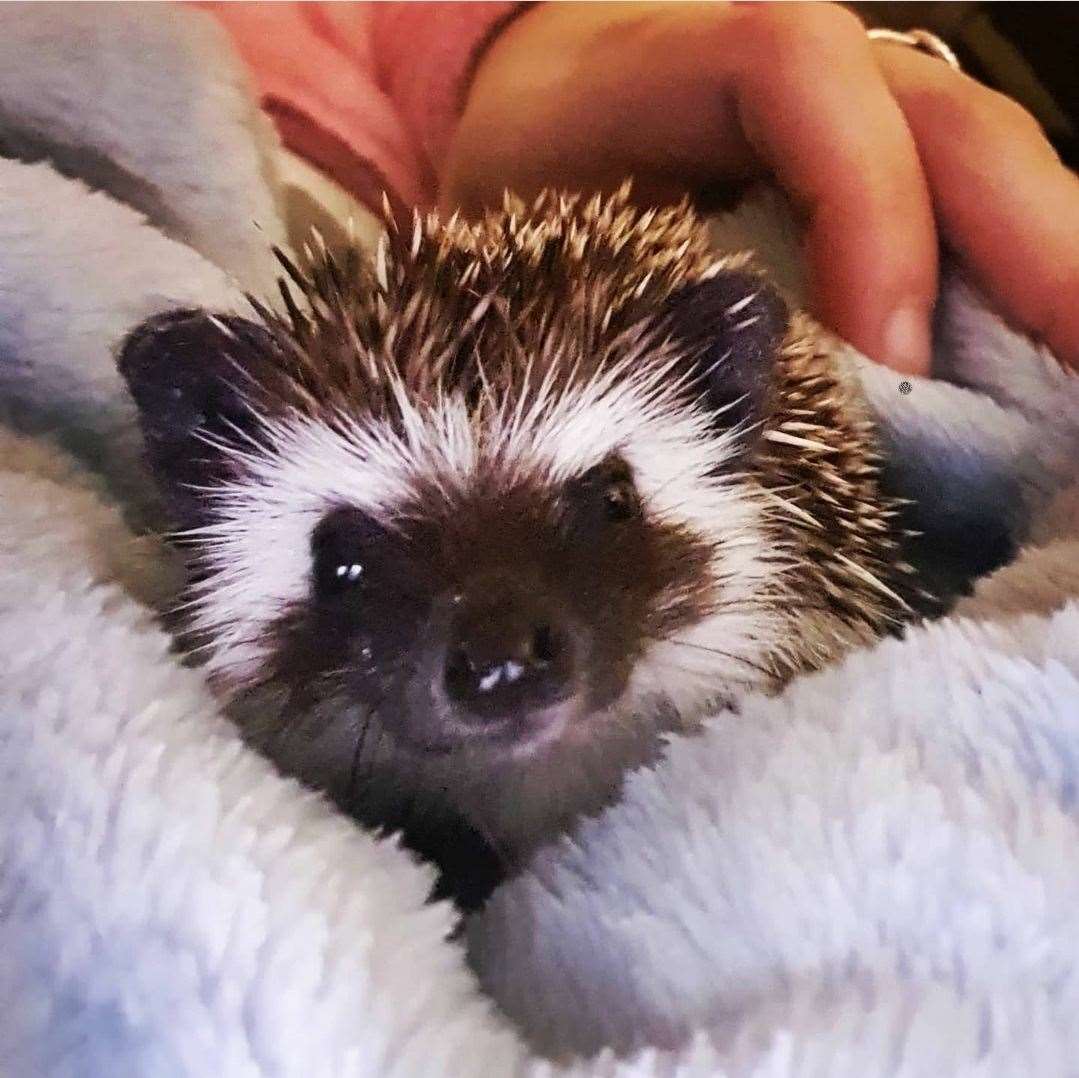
1, 5, 1078, 1075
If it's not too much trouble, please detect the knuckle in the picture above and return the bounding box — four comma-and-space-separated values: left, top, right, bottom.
735, 2, 866, 57
882, 45, 1053, 156
957, 84, 1057, 164
799, 2, 868, 41
980, 88, 1047, 143
902, 74, 1048, 152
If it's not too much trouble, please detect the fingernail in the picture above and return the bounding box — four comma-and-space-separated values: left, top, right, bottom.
880, 304, 931, 374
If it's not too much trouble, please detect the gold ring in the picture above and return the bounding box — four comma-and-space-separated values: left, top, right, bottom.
867, 28, 962, 72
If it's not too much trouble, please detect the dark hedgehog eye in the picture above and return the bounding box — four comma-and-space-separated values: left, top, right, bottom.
602, 475, 639, 522
311, 507, 384, 600
569, 457, 641, 525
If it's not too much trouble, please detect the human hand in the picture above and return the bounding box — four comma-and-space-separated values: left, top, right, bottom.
441, 2, 1079, 375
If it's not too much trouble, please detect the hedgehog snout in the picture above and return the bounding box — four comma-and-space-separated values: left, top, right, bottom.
433, 573, 581, 742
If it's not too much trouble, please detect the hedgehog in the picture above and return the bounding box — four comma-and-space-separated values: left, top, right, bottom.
118, 186, 923, 907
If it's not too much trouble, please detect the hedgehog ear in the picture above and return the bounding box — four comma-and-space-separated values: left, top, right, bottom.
118, 308, 280, 530
660, 269, 788, 452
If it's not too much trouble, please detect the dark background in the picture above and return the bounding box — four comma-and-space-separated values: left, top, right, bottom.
853, 3, 1077, 169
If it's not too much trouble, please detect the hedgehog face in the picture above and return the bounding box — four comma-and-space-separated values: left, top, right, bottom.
119, 194, 807, 887
215, 366, 776, 749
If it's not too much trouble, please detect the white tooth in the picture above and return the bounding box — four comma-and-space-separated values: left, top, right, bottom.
503, 660, 524, 684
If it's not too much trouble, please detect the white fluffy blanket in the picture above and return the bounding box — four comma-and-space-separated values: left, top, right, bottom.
2, 6, 1078, 1075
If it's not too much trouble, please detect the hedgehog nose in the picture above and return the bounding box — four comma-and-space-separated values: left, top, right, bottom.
442, 584, 575, 721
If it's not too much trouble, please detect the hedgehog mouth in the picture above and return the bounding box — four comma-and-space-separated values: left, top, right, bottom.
392, 693, 582, 761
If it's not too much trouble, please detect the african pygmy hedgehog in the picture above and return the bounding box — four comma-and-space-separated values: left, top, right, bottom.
119, 187, 923, 906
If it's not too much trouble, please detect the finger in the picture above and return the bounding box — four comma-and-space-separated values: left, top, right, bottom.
878, 45, 1079, 371
442, 2, 765, 217
728, 4, 939, 374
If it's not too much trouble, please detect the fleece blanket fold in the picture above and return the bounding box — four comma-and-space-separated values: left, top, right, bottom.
1, 5, 1078, 1075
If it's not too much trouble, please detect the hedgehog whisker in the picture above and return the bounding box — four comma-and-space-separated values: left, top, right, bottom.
352, 721, 387, 817
642, 634, 775, 679
641, 460, 716, 506
349, 703, 376, 811
464, 782, 522, 878
664, 597, 774, 620
178, 631, 267, 659
638, 660, 763, 695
